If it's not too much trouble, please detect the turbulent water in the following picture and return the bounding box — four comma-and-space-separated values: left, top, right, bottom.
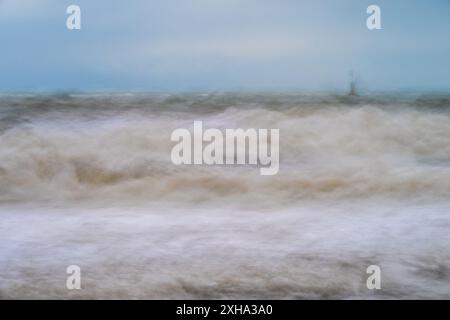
0, 92, 449, 299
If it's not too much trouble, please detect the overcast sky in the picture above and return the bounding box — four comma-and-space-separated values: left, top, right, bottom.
1, 0, 449, 92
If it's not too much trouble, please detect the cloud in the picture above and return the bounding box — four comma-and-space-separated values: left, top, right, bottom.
1, 0, 450, 91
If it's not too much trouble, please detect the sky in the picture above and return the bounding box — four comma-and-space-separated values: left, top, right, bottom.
0, 0, 449, 92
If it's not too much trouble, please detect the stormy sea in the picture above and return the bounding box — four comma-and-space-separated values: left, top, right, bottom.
0, 92, 449, 299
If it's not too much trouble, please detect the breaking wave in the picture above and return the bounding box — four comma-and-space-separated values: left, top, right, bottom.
1, 93, 450, 205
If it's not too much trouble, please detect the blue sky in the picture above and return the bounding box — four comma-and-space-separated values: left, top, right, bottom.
0, 0, 449, 92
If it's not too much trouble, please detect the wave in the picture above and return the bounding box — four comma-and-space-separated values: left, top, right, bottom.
1, 93, 450, 299
1, 93, 450, 205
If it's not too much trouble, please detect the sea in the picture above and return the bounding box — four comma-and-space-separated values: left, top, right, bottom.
0, 92, 449, 299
